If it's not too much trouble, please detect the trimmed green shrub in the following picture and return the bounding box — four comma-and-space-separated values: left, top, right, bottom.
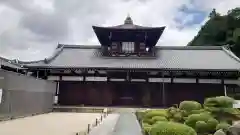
204, 96, 240, 123
216, 122, 231, 133
136, 110, 146, 122
195, 121, 208, 133
167, 107, 178, 116
173, 112, 183, 122
214, 129, 226, 135
204, 96, 235, 108
143, 118, 154, 125
207, 118, 219, 132
190, 109, 207, 115
143, 123, 152, 135
151, 116, 168, 124
150, 121, 197, 135
144, 109, 167, 119
143, 109, 167, 125
179, 101, 202, 112
143, 122, 151, 127
166, 107, 185, 122
185, 112, 213, 128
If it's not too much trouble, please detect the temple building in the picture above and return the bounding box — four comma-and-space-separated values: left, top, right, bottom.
6, 16, 240, 107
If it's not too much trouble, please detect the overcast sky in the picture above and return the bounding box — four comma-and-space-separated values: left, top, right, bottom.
0, 0, 240, 61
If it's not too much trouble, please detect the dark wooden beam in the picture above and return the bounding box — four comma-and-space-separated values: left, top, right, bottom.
195, 72, 199, 84
170, 72, 174, 83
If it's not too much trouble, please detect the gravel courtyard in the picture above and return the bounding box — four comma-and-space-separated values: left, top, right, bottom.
0, 112, 101, 135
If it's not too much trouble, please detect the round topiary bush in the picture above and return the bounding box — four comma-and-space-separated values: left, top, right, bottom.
143, 109, 167, 125
151, 116, 168, 124
185, 112, 213, 128
204, 96, 235, 108
190, 109, 207, 115
150, 121, 197, 135
143, 118, 154, 125
216, 122, 231, 133
144, 109, 168, 119
167, 107, 178, 117
173, 112, 183, 122
179, 101, 202, 112
207, 118, 219, 132
166, 107, 185, 122
195, 121, 208, 133
214, 129, 226, 135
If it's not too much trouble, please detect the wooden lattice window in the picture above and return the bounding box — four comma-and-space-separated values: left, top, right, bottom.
139, 43, 145, 51
122, 42, 135, 53
111, 42, 118, 52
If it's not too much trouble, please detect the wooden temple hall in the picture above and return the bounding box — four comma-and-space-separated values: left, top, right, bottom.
16, 16, 240, 107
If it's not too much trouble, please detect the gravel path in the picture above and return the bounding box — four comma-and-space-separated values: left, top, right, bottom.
112, 112, 142, 135
0, 112, 101, 135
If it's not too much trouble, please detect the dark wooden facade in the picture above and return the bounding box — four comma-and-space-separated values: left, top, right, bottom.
36, 68, 238, 107
57, 81, 226, 107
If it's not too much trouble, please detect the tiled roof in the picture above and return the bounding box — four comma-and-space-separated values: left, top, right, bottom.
23, 44, 240, 71
95, 16, 164, 30
0, 57, 24, 69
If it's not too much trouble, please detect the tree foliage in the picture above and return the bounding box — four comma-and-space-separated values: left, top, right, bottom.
188, 8, 240, 57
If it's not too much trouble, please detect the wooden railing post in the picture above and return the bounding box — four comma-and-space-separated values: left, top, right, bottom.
87, 124, 90, 133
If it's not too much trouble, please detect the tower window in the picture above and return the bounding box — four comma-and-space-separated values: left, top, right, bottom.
139, 43, 145, 51
122, 42, 135, 53
111, 42, 118, 52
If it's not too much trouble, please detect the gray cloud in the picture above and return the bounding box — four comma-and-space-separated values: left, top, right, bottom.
0, 0, 239, 61
0, 0, 34, 13
20, 12, 69, 42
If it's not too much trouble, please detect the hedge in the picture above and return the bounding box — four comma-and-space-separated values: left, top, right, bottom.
150, 121, 197, 135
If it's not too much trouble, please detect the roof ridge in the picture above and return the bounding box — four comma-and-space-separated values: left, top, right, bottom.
155, 46, 223, 50
58, 44, 224, 50
221, 46, 240, 64
0, 56, 24, 68
43, 45, 65, 64
59, 44, 101, 49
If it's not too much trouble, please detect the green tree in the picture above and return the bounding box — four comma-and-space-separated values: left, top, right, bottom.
188, 7, 240, 57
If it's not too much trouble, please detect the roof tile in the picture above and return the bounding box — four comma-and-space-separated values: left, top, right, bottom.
24, 45, 240, 71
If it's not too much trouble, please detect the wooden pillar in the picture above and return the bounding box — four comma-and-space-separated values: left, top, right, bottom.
55, 81, 60, 104
224, 85, 227, 96
221, 79, 226, 96
195, 72, 199, 84
126, 71, 130, 82
221, 72, 226, 96
36, 71, 39, 78
162, 71, 166, 107
25, 70, 28, 75
44, 70, 48, 79
83, 70, 86, 82
55, 81, 59, 96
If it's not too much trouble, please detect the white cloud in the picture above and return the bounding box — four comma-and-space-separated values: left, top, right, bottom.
0, 0, 239, 61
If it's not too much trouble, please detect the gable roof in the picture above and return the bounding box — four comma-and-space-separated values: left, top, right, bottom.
22, 44, 240, 71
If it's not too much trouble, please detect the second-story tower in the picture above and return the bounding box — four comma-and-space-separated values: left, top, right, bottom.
92, 16, 165, 57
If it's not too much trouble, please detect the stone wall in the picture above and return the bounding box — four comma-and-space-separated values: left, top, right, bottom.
0, 69, 56, 118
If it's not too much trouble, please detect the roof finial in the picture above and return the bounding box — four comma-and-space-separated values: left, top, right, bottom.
124, 14, 133, 24
127, 13, 130, 18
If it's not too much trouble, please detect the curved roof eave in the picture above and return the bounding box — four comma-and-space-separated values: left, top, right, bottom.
92, 25, 166, 30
